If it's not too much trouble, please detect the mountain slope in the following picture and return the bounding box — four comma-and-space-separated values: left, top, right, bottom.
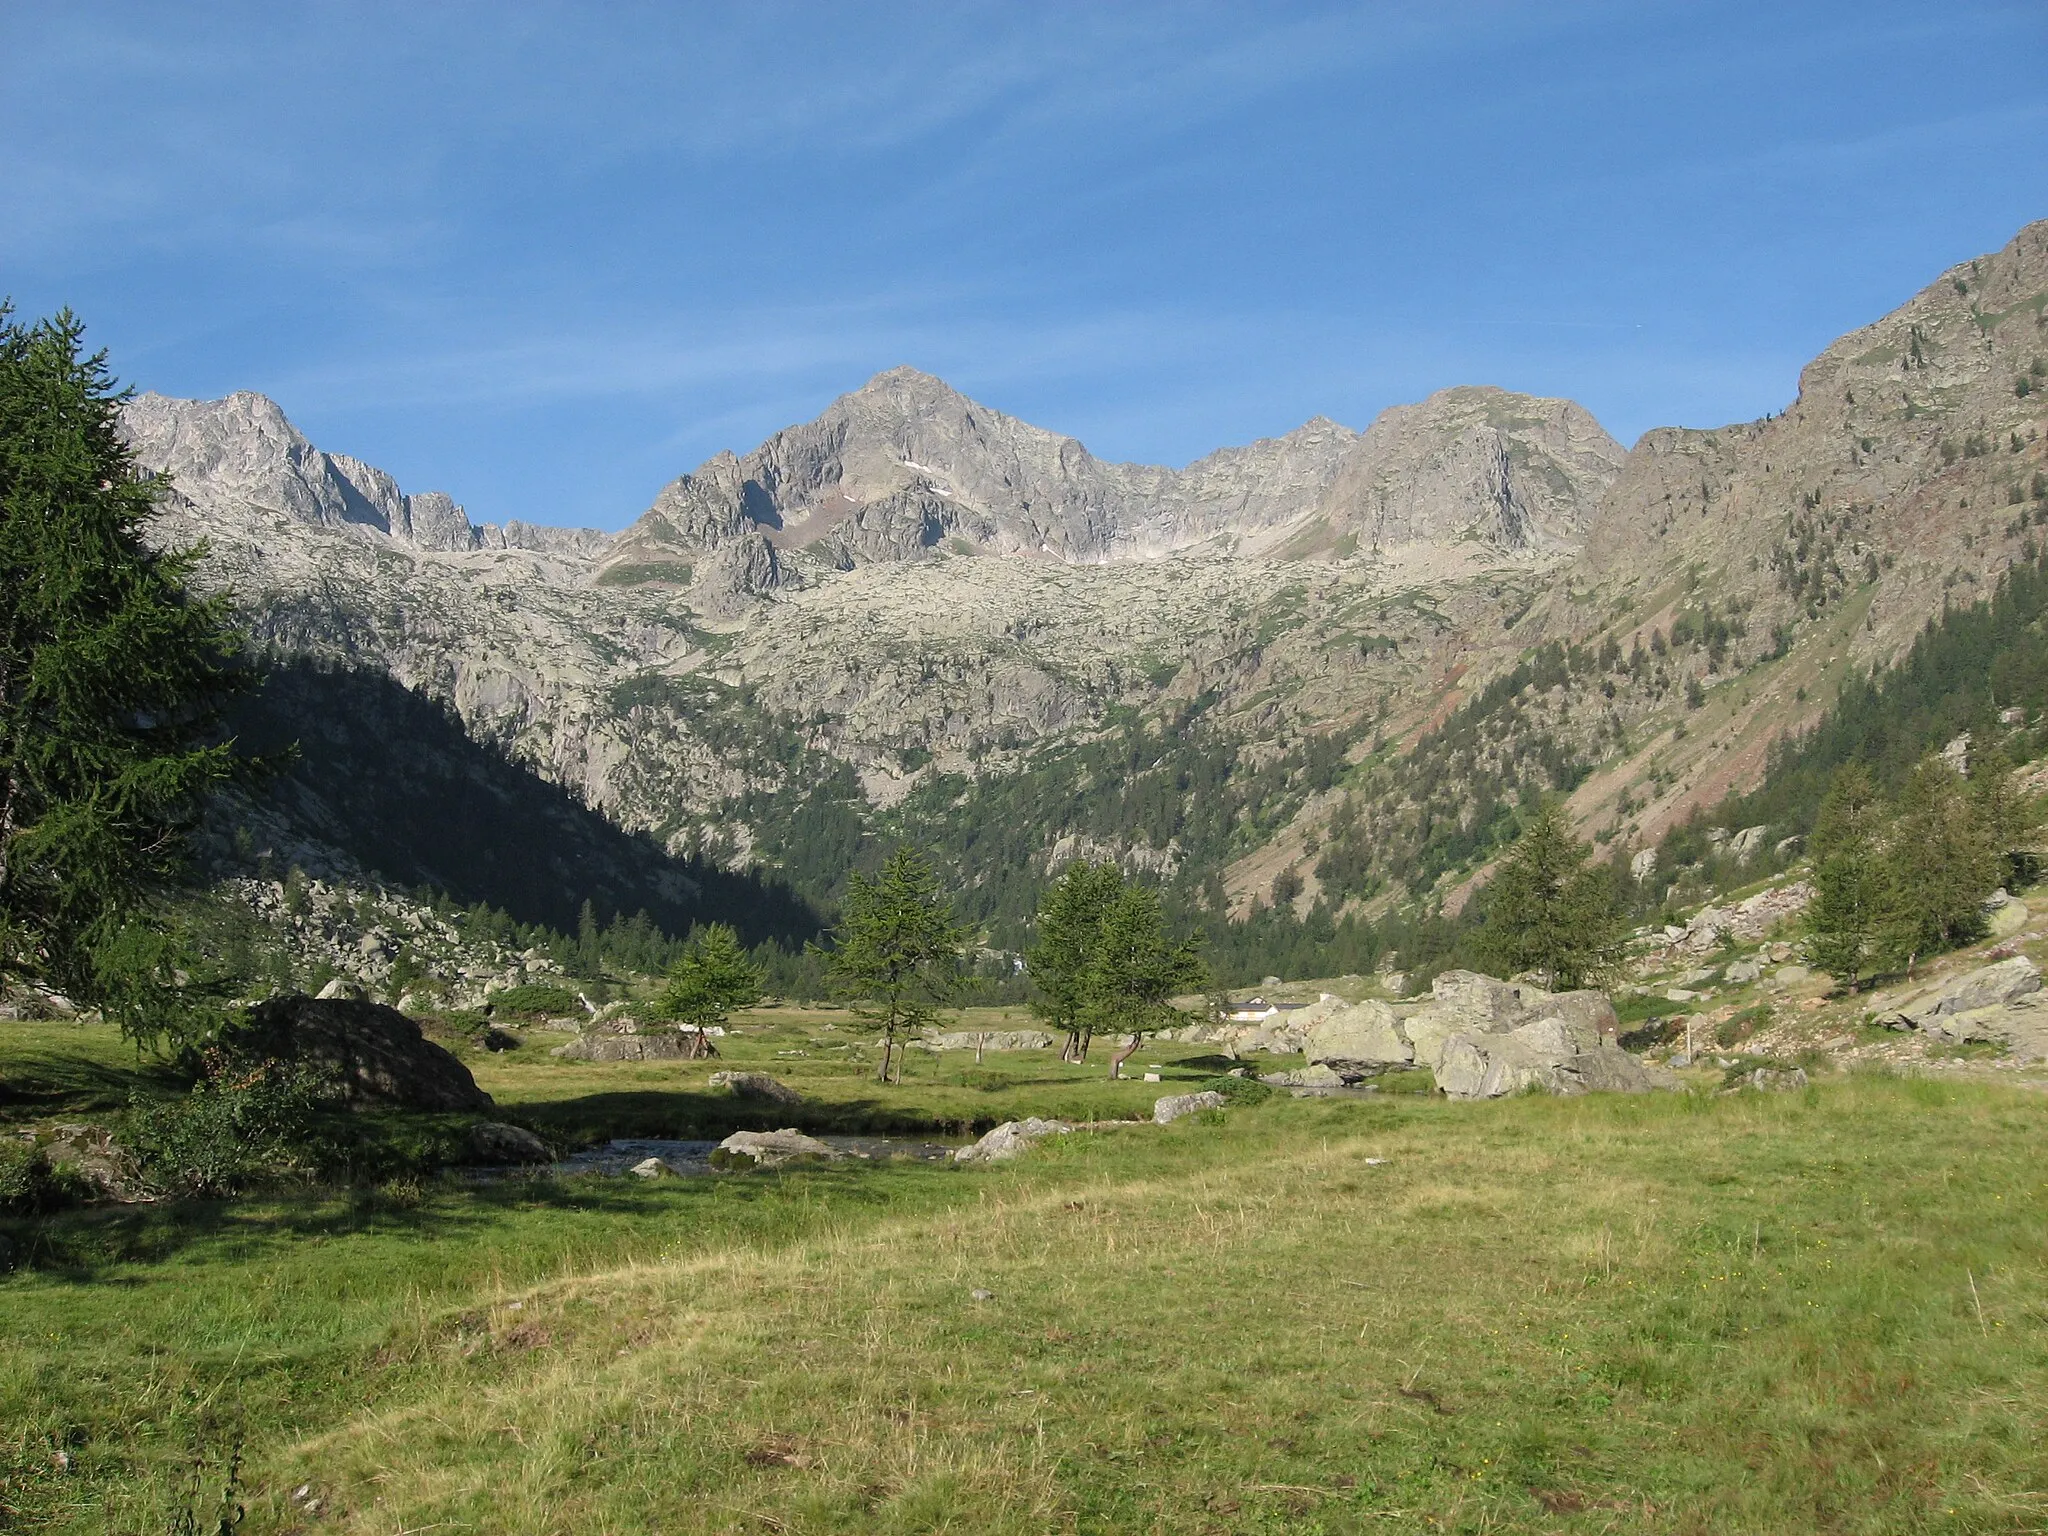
123, 217, 2048, 954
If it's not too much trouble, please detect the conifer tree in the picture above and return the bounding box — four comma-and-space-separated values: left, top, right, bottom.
1882, 756, 1999, 972
823, 846, 968, 1084
655, 922, 762, 1056
1080, 882, 1205, 1080
1028, 859, 1125, 1061
1477, 800, 1622, 990
1803, 762, 1889, 988
0, 307, 245, 1041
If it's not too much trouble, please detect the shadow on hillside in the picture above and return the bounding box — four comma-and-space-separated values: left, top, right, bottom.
221, 658, 821, 945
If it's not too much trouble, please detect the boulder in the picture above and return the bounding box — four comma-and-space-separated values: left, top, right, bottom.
551, 1028, 698, 1062
629, 1156, 675, 1178
1742, 1067, 1809, 1093
914, 1029, 1055, 1052
707, 1071, 804, 1104
710, 1128, 839, 1170
1876, 957, 2042, 1036
1726, 958, 1763, 984
1261, 1064, 1347, 1089
466, 1122, 551, 1164
43, 1123, 147, 1201
1429, 970, 1546, 1027
236, 995, 493, 1111
1434, 1018, 1654, 1100
953, 1118, 1071, 1163
1153, 1091, 1227, 1125
1305, 1000, 1413, 1076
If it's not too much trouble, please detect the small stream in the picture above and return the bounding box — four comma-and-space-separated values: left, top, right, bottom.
551, 1134, 967, 1177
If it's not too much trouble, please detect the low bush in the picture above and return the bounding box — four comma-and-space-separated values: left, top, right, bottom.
126, 1052, 346, 1198
1199, 1075, 1276, 1105
0, 1142, 89, 1215
488, 983, 584, 1018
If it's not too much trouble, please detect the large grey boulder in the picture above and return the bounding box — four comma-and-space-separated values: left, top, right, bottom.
913, 1029, 1055, 1052
1435, 1021, 1654, 1100
953, 1118, 1071, 1163
466, 1122, 551, 1164
707, 1071, 804, 1103
1305, 1000, 1413, 1075
552, 1027, 697, 1062
711, 1128, 839, 1170
1262, 1064, 1347, 1090
1877, 957, 2041, 1036
1153, 1091, 1227, 1125
236, 994, 493, 1111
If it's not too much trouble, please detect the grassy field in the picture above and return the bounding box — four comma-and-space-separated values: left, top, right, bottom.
3, 1018, 2046, 1533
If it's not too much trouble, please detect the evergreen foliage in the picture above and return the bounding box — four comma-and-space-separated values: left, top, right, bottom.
0, 307, 246, 1042
1802, 764, 1889, 988
1476, 800, 1623, 990
821, 846, 970, 1083
1081, 882, 1205, 1080
1882, 757, 1999, 969
1028, 860, 1125, 1061
654, 922, 763, 1041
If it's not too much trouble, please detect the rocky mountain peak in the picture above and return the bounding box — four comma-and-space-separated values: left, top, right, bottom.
120, 391, 612, 563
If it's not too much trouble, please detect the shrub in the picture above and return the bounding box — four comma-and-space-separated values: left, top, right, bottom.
1715, 1004, 1774, 1050
127, 1053, 345, 1198
0, 1143, 74, 1215
1200, 1075, 1276, 1105
488, 982, 584, 1017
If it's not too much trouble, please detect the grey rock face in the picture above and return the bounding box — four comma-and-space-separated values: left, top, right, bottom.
1305, 1001, 1413, 1074
553, 1028, 699, 1062
236, 994, 493, 1111
707, 1071, 804, 1103
1878, 956, 2041, 1031
711, 1128, 839, 1169
120, 391, 611, 562
595, 369, 1622, 593
1153, 1090, 1227, 1124
953, 1117, 1072, 1163
467, 1122, 552, 1164
913, 1029, 1055, 1052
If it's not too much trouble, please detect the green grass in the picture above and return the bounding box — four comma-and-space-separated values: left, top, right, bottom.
4, 1020, 2047, 1533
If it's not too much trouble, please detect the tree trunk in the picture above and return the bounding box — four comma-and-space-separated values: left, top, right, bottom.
876, 1031, 893, 1083
1109, 1033, 1142, 1080
975, 1033, 986, 1064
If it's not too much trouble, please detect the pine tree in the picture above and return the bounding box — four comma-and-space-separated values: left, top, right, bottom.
1967, 743, 2041, 889
1027, 859, 1125, 1062
823, 846, 968, 1084
0, 307, 245, 1042
1802, 763, 1889, 988
1477, 801, 1623, 990
655, 922, 762, 1056
1882, 756, 2000, 972
1081, 883, 1205, 1080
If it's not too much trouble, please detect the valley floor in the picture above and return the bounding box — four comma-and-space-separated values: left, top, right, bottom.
2, 1030, 2045, 1534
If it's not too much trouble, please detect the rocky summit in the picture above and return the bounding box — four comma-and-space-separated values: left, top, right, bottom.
122, 221, 2048, 937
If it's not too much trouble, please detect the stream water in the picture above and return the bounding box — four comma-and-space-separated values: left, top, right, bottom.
551, 1134, 967, 1177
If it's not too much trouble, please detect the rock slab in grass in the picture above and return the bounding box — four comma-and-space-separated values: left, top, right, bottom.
1877, 956, 2040, 1035
466, 1122, 552, 1164
1153, 1091, 1227, 1124
712, 1128, 839, 1169
914, 1029, 1056, 1052
630, 1157, 675, 1178
1262, 1063, 1347, 1089
552, 1027, 699, 1061
1306, 1001, 1413, 1074
954, 1118, 1071, 1163
707, 1071, 804, 1103
238, 994, 493, 1111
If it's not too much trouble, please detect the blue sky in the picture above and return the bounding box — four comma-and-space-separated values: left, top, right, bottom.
5, 3, 2044, 532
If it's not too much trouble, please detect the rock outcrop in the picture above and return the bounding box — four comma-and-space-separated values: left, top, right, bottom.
710, 1129, 839, 1169
1153, 1091, 1227, 1125
235, 994, 493, 1111
953, 1118, 1072, 1163
707, 1071, 805, 1103
1305, 970, 1645, 1100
